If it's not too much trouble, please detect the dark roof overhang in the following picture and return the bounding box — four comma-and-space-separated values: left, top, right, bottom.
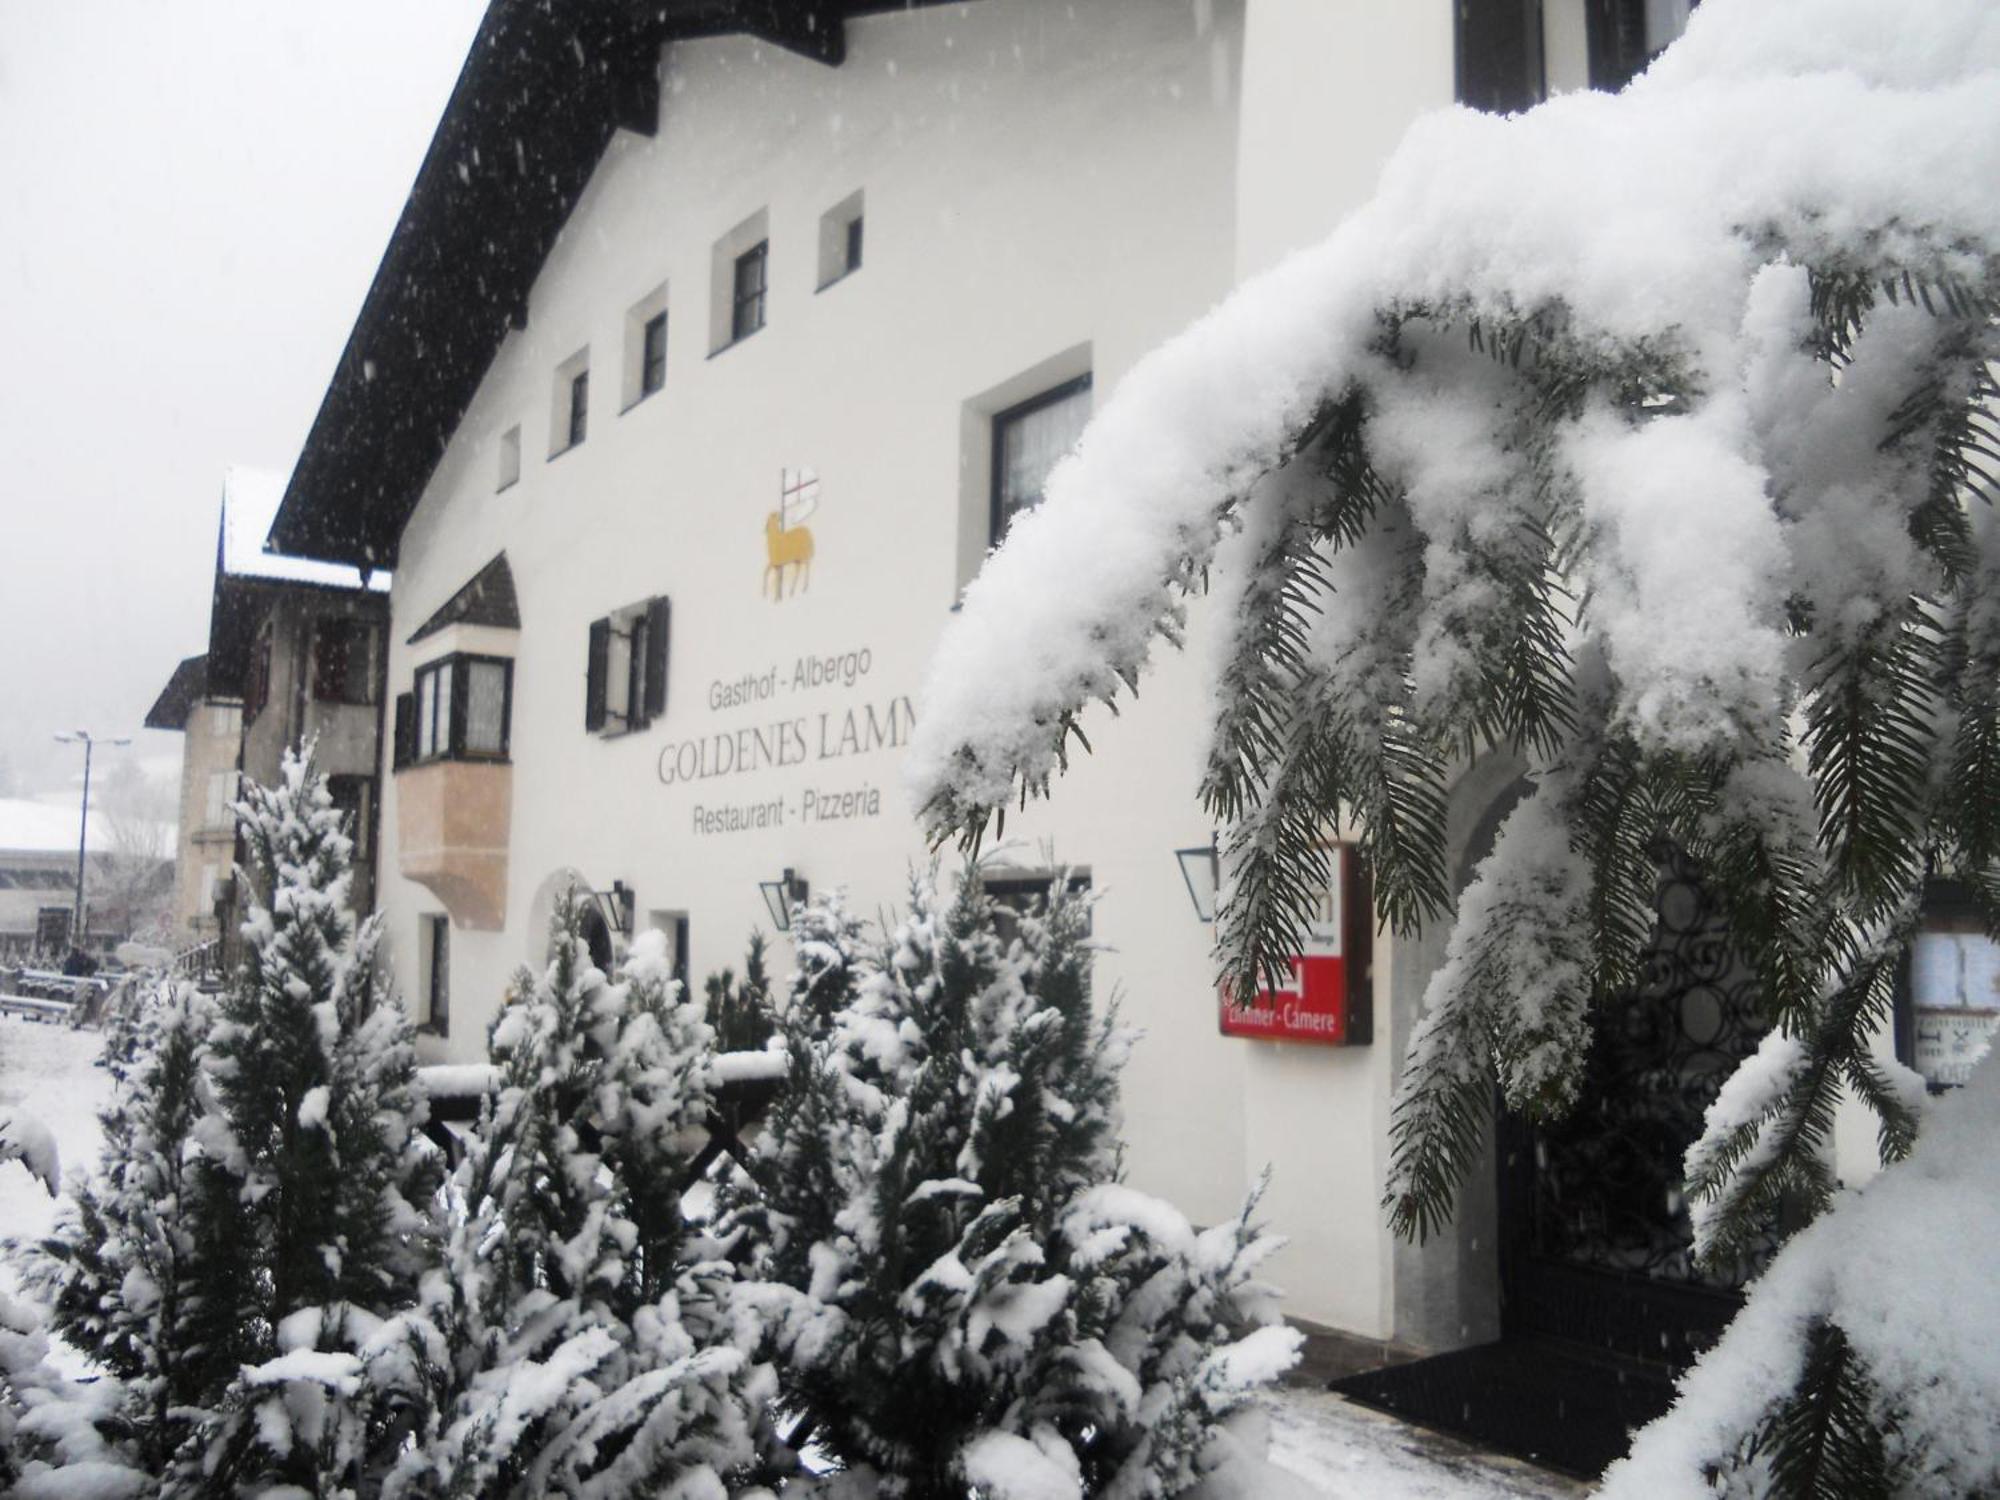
271, 0, 949, 570
144, 656, 210, 731
409, 553, 521, 643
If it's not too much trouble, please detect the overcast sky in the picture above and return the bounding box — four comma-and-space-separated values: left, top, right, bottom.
0, 1, 486, 804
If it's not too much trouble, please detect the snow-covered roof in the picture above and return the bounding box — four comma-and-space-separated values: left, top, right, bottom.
0, 798, 157, 856
221, 467, 389, 592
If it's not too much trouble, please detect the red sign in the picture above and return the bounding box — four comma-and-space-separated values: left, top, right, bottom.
1218, 845, 1371, 1047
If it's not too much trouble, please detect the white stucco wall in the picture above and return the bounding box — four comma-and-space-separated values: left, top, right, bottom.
370, 0, 1675, 1344
377, 0, 1398, 1311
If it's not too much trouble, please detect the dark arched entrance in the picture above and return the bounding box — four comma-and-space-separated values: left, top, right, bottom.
576, 899, 615, 973
1337, 851, 1775, 1478
1497, 853, 1771, 1365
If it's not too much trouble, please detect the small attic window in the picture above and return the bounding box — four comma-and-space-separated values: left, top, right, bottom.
622, 284, 669, 409
817, 189, 865, 290
551, 348, 589, 456
498, 425, 521, 491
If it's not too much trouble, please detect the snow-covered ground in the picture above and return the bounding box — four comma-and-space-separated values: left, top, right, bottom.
0, 1015, 111, 1242
1260, 1388, 1580, 1499
0, 1013, 1575, 1499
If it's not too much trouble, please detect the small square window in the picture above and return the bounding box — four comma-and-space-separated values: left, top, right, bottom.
312, 617, 379, 706
732, 242, 768, 343
623, 285, 670, 408
991, 374, 1093, 544
551, 349, 589, 456
709, 209, 770, 354
817, 189, 866, 290
498, 425, 521, 491
641, 313, 667, 395
568, 369, 589, 447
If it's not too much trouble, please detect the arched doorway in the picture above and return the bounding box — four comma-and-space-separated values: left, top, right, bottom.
1497, 851, 1771, 1363
576, 899, 615, 973
1341, 786, 1776, 1478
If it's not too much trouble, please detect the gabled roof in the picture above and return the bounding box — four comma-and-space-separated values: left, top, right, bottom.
409, 554, 520, 644
268, 0, 967, 571
144, 656, 211, 732
221, 467, 389, 592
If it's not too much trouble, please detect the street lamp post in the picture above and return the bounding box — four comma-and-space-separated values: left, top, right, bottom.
53, 729, 129, 958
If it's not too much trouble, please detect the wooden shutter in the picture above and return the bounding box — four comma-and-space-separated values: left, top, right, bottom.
642, 597, 672, 724
312, 620, 342, 701
585, 617, 611, 732
1456, 0, 1545, 115
392, 692, 415, 770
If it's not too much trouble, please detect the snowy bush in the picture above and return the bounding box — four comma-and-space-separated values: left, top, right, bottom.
906, 0, 1997, 1489
705, 930, 778, 1053
724, 872, 1299, 1498
376, 890, 769, 1500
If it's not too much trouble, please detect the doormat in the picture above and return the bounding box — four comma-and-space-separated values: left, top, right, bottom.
1326, 1335, 1677, 1480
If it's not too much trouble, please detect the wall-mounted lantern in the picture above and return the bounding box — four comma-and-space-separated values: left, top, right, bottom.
1904, 882, 2000, 1090
759, 868, 809, 933
1175, 839, 1219, 923
596, 879, 635, 938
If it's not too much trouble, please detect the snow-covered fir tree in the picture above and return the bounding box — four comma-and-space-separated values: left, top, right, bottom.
165, 747, 439, 1496
28, 981, 244, 1480
726, 871, 1298, 1499
704, 929, 777, 1053
378, 890, 766, 1500
904, 3, 2000, 1492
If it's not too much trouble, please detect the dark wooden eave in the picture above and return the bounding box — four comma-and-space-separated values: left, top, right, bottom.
271, 0, 958, 570
144, 656, 210, 732
409, 553, 521, 644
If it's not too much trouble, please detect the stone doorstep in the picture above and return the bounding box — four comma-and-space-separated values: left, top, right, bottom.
1279, 1319, 1593, 1497
1282, 1317, 1425, 1387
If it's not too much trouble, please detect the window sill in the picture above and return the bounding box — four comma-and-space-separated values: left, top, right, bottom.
496, 476, 519, 495
815, 266, 861, 294
708, 325, 765, 360
620, 386, 664, 416
547, 439, 584, 462
397, 753, 512, 774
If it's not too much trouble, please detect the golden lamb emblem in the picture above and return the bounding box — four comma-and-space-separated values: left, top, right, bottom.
766, 466, 818, 600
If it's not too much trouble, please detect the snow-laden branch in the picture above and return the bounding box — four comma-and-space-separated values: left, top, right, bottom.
908, 0, 2000, 839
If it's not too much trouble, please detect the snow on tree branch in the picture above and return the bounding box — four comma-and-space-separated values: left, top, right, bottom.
910, 0, 2000, 847
1601, 1054, 2000, 1500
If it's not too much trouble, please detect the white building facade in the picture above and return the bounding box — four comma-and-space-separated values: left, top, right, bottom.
273, 0, 1778, 1379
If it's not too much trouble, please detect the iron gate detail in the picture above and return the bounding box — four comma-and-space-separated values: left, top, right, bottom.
1498, 853, 1776, 1366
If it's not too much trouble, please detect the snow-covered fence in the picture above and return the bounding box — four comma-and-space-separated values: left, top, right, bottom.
0, 993, 75, 1025
414, 1048, 790, 1178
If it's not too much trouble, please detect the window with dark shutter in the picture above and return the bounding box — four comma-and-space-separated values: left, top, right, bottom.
643, 596, 671, 723
1456, 0, 1545, 115
425, 914, 450, 1035
641, 312, 667, 397
991, 375, 1093, 545
393, 692, 415, 770
586, 617, 611, 732
399, 655, 511, 766
312, 619, 377, 705
732, 241, 768, 342
1585, 0, 1695, 91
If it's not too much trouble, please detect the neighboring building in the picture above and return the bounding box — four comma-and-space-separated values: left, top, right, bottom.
0, 797, 169, 963
143, 654, 243, 946
262, 0, 1783, 1469
148, 469, 391, 964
